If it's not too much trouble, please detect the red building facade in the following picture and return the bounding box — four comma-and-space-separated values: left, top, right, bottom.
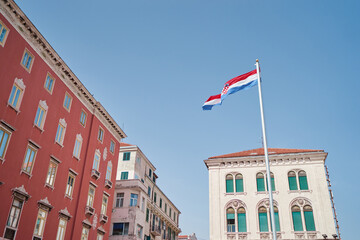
0, 1, 126, 239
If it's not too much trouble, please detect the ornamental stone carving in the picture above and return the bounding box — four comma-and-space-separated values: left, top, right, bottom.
225, 199, 246, 210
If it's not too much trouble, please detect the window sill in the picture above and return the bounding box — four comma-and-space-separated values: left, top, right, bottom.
20, 169, 32, 178
72, 155, 80, 161
55, 141, 64, 148
288, 190, 311, 193
0, 157, 5, 164
34, 124, 44, 133
7, 104, 21, 114
65, 195, 73, 200
45, 183, 54, 190
256, 191, 279, 195
225, 192, 247, 196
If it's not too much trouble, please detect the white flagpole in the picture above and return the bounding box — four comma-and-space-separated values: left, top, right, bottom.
255, 59, 277, 240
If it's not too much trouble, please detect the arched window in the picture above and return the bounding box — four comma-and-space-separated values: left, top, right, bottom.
226, 208, 235, 232
258, 206, 268, 232
303, 205, 315, 231
226, 175, 234, 193
266, 172, 276, 191
237, 207, 246, 232
235, 174, 243, 193
291, 205, 303, 231
298, 171, 309, 190
273, 206, 280, 232
288, 171, 298, 190
256, 173, 265, 192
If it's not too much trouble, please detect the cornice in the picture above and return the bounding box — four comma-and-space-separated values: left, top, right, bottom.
0, 0, 126, 141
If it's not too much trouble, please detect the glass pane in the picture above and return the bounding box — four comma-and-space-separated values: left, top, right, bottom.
235, 178, 243, 192
257, 178, 265, 191
292, 211, 303, 231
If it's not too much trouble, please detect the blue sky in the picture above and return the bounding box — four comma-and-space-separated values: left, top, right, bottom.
16, 0, 360, 239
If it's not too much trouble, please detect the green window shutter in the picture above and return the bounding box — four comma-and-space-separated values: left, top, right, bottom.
275, 212, 280, 232
146, 208, 149, 222
123, 152, 130, 161
259, 212, 268, 232
227, 213, 235, 219
304, 211, 316, 231
299, 176, 309, 190
292, 211, 303, 231
288, 176, 298, 190
235, 179, 244, 192
257, 178, 265, 192
121, 172, 128, 180
271, 177, 276, 191
237, 213, 246, 232
226, 179, 234, 193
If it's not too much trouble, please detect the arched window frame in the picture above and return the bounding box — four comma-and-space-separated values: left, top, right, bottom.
256, 171, 276, 192
287, 170, 310, 191
290, 198, 316, 232
256, 199, 280, 233
224, 200, 248, 234
225, 172, 245, 194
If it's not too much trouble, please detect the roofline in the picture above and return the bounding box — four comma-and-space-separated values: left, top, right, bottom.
120, 145, 157, 171
209, 149, 324, 159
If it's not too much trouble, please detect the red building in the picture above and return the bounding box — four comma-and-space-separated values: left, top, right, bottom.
0, 1, 126, 239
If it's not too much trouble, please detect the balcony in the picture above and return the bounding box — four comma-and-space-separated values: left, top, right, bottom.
91, 169, 100, 180
105, 179, 113, 189
99, 214, 108, 224
85, 206, 95, 216
151, 224, 161, 236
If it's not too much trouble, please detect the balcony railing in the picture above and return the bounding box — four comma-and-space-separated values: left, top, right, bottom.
91, 169, 100, 179
85, 206, 95, 216
151, 224, 161, 236
105, 179, 112, 189
99, 214, 108, 223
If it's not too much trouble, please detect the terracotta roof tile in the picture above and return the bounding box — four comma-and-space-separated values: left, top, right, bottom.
120, 142, 134, 147
209, 148, 324, 159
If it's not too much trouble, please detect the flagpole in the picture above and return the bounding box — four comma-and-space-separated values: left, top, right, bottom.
256, 59, 277, 240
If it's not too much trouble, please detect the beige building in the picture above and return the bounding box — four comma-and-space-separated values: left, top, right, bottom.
110, 143, 181, 240
204, 148, 339, 240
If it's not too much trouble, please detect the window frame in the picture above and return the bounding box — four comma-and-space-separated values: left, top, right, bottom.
0, 124, 12, 162
73, 134, 83, 160
93, 150, 101, 171
0, 19, 10, 47
21, 143, 38, 176
20, 48, 34, 73
65, 172, 76, 198
80, 109, 87, 127
55, 119, 67, 146
123, 152, 130, 161
63, 92, 72, 112
105, 161, 112, 180
8, 78, 26, 111
55, 217, 67, 240
97, 127, 104, 143
116, 193, 124, 208
120, 171, 128, 180
110, 140, 115, 154
34, 100, 48, 131
101, 194, 108, 215
130, 193, 138, 207
87, 184, 96, 207
33, 208, 48, 238
45, 160, 58, 188
5, 197, 24, 237
44, 72, 55, 94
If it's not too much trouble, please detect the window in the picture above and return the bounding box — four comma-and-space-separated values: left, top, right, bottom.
21, 48, 34, 72
137, 224, 143, 238
234, 174, 244, 192
288, 171, 298, 190
291, 203, 316, 231
0, 19, 9, 46
304, 205, 315, 231
80, 110, 87, 126
169, 208, 172, 217
22, 143, 38, 175
165, 203, 167, 214
98, 127, 104, 142
34, 100, 48, 130
130, 193, 138, 207
258, 202, 280, 232
87, 185, 96, 207
258, 206, 268, 232
113, 222, 129, 235
45, 160, 58, 187
226, 174, 234, 193
237, 207, 246, 232
44, 73, 55, 94
97, 233, 104, 240
65, 172, 75, 198
256, 173, 265, 192
8, 78, 25, 111
110, 140, 115, 154
292, 205, 303, 231
55, 119, 67, 145
123, 152, 130, 161
56, 217, 67, 240
160, 198, 163, 208
226, 208, 235, 232
267, 172, 276, 191
288, 170, 309, 191
73, 134, 82, 159
116, 193, 124, 207
106, 161, 112, 180
154, 192, 157, 203
149, 168, 152, 178
4, 198, 24, 239
120, 171, 128, 180
81, 226, 89, 240
92, 150, 101, 171
146, 208, 149, 222
33, 208, 48, 238
63, 92, 72, 112
147, 186, 151, 196
141, 197, 145, 211
299, 171, 309, 190
101, 194, 108, 215
0, 125, 11, 160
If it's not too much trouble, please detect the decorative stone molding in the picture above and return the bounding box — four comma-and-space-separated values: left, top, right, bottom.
290, 197, 312, 208
257, 198, 279, 209
12, 185, 30, 201
97, 225, 106, 234
39, 100, 48, 111
82, 219, 92, 228
59, 118, 67, 128
225, 199, 247, 210
226, 233, 236, 240
92, 213, 98, 229
38, 197, 53, 211
76, 133, 82, 141
103, 147, 107, 161
59, 207, 72, 220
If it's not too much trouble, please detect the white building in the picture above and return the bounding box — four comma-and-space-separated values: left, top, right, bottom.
204, 148, 339, 240
110, 143, 181, 240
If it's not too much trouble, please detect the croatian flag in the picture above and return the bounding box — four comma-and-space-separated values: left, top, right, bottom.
221, 69, 258, 101
202, 69, 258, 110
202, 94, 221, 110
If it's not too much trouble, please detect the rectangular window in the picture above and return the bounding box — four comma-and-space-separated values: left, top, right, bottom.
56, 217, 67, 240
110, 140, 115, 154
113, 222, 129, 235
149, 168, 152, 178
147, 186, 151, 197
146, 208, 149, 222
154, 192, 157, 203
87, 185, 96, 207
80, 110, 87, 127
81, 226, 89, 240
120, 172, 128, 180
45, 160, 58, 187
44, 73, 55, 94
0, 126, 11, 159
106, 162, 112, 180
65, 172, 75, 198
137, 224, 143, 238
63, 92, 72, 111
116, 193, 124, 207
123, 152, 130, 161
8, 84, 23, 109
160, 198, 162, 208
98, 127, 104, 142
21, 48, 34, 72
130, 193, 138, 207
0, 19, 9, 46
288, 176, 298, 190
73, 135, 82, 159
257, 178, 265, 192
165, 203, 167, 214
93, 151, 101, 171
169, 208, 172, 217
22, 144, 37, 175
259, 212, 269, 232
33, 208, 47, 238
5, 198, 23, 239
101, 194, 108, 215
34, 105, 46, 129
97, 233, 104, 240
55, 122, 66, 145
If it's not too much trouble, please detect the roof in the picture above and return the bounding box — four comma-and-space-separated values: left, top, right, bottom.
120, 142, 134, 147
209, 148, 324, 159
